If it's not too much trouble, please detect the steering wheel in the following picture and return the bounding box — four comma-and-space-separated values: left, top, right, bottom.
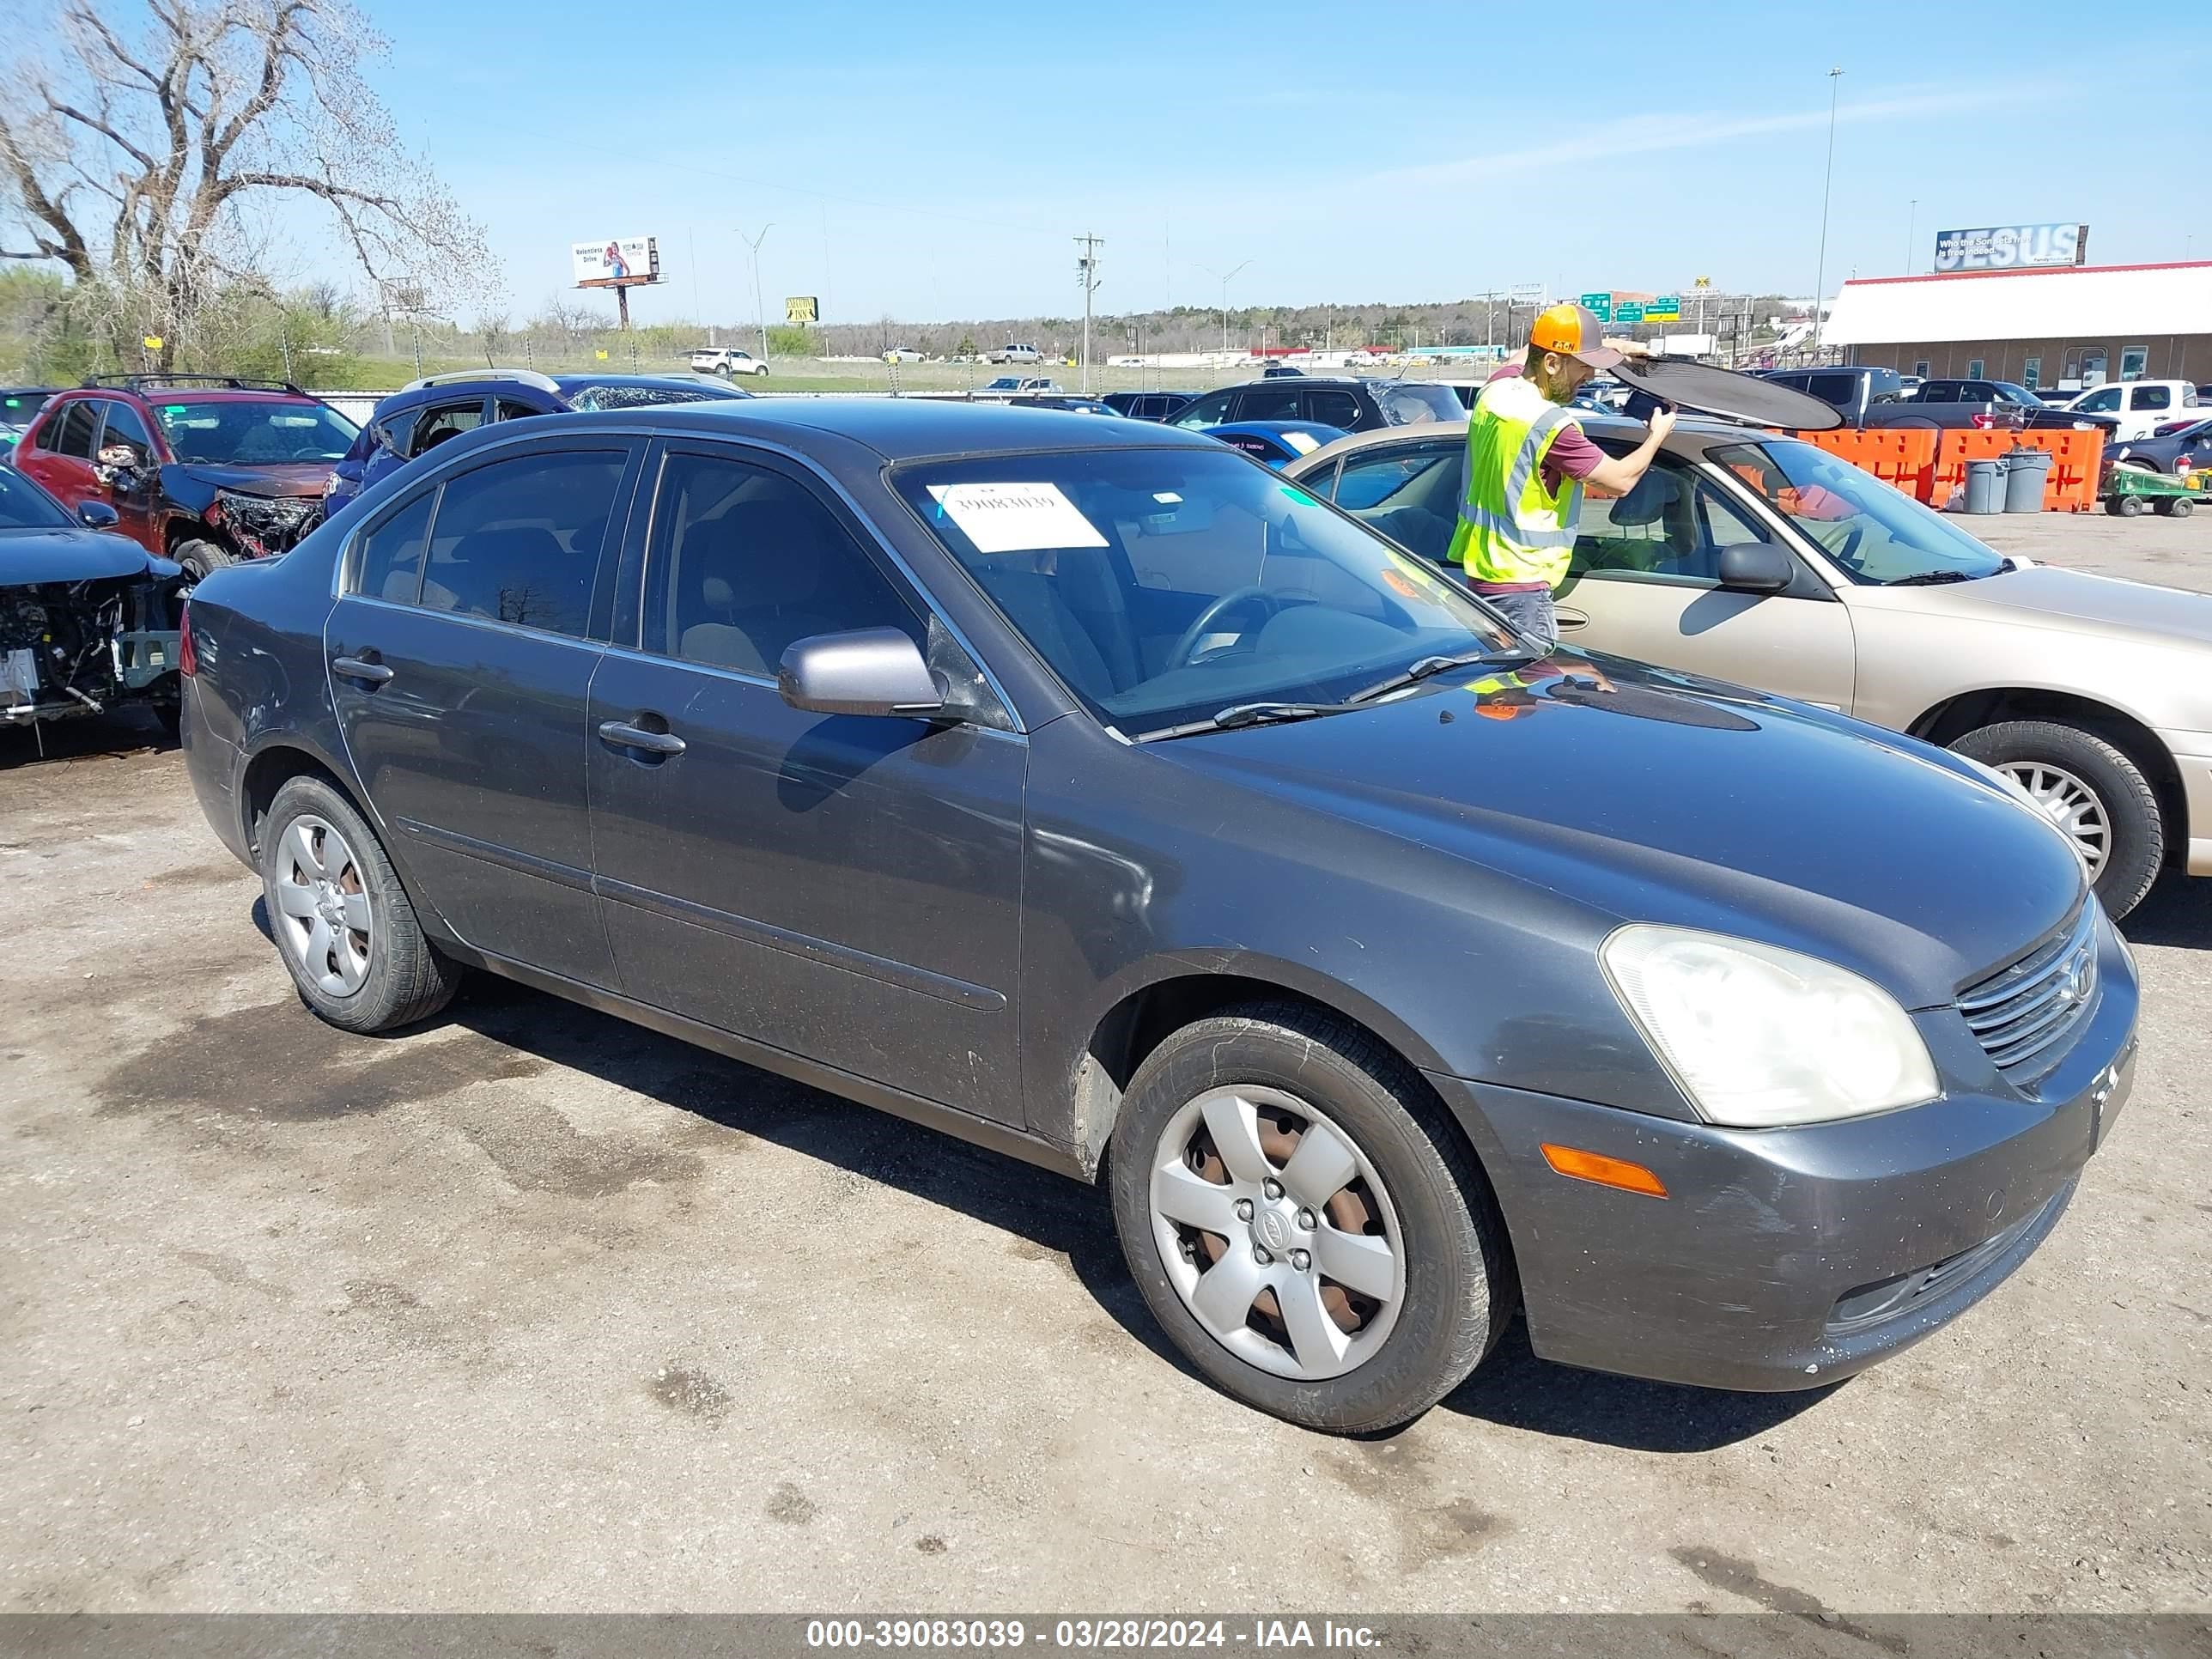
1171, 586, 1282, 666
1828, 524, 1865, 568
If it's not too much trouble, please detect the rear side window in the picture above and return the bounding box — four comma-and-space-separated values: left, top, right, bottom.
1171, 392, 1235, 429
1236, 387, 1303, 422
409, 399, 484, 458
2136, 386, 2171, 410
355, 489, 436, 604
416, 451, 627, 638
48, 400, 100, 459
1808, 374, 1857, 404
1307, 389, 1362, 428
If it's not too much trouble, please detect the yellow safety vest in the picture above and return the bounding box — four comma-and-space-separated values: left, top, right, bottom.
1446, 374, 1585, 588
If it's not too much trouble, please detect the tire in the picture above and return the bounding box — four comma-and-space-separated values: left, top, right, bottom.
1951, 720, 2165, 920
1108, 1001, 1510, 1434
173, 538, 233, 581
2156, 496, 2191, 518
2117, 494, 2148, 517
259, 775, 463, 1033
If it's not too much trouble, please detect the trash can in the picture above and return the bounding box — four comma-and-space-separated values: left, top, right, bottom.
2002, 447, 2053, 513
1964, 458, 2005, 514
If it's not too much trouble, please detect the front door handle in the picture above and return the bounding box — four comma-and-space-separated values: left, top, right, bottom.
1554, 608, 1589, 630
598, 720, 686, 757
331, 655, 394, 684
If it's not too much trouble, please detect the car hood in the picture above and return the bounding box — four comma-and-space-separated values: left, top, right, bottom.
0, 527, 172, 584
170, 462, 331, 496
1154, 660, 2084, 1007
1899, 564, 2212, 647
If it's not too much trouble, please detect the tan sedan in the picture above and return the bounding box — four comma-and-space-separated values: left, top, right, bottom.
1288, 416, 2212, 918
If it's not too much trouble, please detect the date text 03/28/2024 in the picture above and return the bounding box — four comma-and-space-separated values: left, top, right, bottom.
804, 1619, 1382, 1650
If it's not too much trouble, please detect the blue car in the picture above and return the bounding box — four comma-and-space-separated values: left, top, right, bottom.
1200, 420, 1351, 469
322, 370, 753, 514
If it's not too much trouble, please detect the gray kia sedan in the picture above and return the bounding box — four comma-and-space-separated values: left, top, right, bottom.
179, 401, 2136, 1433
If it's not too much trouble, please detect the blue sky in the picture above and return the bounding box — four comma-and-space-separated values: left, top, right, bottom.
343, 2, 2206, 323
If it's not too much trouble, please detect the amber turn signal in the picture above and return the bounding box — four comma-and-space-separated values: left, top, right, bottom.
1540, 1143, 1668, 1198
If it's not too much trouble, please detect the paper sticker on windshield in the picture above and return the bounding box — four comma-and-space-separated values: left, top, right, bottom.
927, 482, 1107, 553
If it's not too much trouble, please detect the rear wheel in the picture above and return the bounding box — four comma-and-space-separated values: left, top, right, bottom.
173, 538, 233, 581
259, 775, 462, 1033
1109, 1002, 1510, 1433
2155, 496, 2192, 518
2116, 494, 2148, 517
1952, 720, 2165, 919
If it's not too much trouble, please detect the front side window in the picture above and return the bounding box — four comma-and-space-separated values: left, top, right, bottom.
101, 401, 155, 457
416, 451, 626, 637
0, 466, 71, 529
892, 448, 1516, 738
1570, 459, 1774, 587
644, 451, 919, 677
48, 400, 100, 459
408, 399, 485, 458
1330, 441, 1463, 565
2075, 386, 2121, 412
1710, 439, 2006, 586
151, 399, 356, 465
1170, 392, 1236, 429
1234, 387, 1302, 422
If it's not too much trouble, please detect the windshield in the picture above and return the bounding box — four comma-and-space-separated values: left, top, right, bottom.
1708, 438, 2008, 585
0, 465, 70, 530
1374, 382, 1463, 425
893, 448, 1516, 738
153, 399, 358, 465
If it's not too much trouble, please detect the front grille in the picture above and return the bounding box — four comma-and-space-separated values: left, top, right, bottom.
1958, 904, 2100, 1081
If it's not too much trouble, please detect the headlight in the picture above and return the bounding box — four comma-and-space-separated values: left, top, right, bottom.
1601, 925, 1939, 1127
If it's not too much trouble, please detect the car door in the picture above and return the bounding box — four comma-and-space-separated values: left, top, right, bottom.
586, 441, 1028, 1124
93, 399, 162, 549
404, 395, 491, 465
1553, 453, 1856, 710
1304, 386, 1364, 431
327, 435, 642, 986
17, 397, 102, 510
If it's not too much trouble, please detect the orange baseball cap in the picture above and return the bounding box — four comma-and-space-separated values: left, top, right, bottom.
1528, 303, 1622, 368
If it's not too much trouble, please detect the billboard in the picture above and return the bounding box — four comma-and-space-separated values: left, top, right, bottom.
1932, 222, 2087, 272
785, 295, 819, 325
571, 236, 660, 288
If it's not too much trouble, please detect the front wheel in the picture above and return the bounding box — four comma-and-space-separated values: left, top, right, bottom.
260, 775, 463, 1032
1952, 720, 2165, 919
173, 538, 233, 581
1109, 1003, 1510, 1433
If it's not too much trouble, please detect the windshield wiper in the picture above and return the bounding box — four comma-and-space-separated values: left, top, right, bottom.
1348, 649, 1530, 705
1136, 701, 1351, 743
1885, 569, 1978, 586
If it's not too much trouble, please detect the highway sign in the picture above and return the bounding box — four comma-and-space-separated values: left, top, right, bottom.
1613, 301, 1646, 325
1645, 295, 1682, 322
1578, 291, 1612, 321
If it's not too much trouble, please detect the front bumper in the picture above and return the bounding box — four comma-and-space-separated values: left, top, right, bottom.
1426, 916, 2137, 1392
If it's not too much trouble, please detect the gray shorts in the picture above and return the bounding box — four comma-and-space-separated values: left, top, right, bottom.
1476, 586, 1559, 654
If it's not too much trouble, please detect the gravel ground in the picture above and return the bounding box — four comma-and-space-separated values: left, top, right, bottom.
2, 511, 2208, 1617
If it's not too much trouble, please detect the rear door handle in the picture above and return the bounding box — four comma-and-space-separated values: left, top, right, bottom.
598, 720, 686, 757
331, 655, 394, 684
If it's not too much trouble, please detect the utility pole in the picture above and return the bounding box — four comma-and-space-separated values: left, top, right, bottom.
1905, 198, 1917, 276
1074, 233, 1104, 395
1812, 66, 1844, 359
737, 222, 774, 363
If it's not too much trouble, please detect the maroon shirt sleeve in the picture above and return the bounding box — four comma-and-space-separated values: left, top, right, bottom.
1540, 418, 1605, 491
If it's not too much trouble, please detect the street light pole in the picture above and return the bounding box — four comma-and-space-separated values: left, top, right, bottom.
1199, 260, 1251, 356
1905, 198, 1917, 276
737, 222, 774, 363
1811, 66, 1843, 359
1074, 232, 1104, 394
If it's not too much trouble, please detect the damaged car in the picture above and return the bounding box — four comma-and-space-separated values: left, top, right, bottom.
12, 375, 358, 581
0, 466, 184, 738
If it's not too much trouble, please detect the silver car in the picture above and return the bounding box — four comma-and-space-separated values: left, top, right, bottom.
1289, 417, 2212, 918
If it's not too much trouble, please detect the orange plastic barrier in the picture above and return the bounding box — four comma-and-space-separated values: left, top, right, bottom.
1802, 428, 1938, 501
1928, 429, 2105, 512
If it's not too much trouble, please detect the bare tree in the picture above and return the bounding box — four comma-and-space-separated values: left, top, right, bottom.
477, 307, 507, 367
0, 0, 493, 366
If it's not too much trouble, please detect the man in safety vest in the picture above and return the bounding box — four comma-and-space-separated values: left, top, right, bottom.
1448, 302, 1677, 652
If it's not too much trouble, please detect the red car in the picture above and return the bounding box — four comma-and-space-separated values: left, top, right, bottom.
11, 375, 359, 580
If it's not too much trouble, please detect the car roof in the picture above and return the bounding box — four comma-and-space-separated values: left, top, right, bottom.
464, 397, 1222, 462
1292, 412, 1772, 471
1204, 376, 1379, 394
70, 386, 319, 404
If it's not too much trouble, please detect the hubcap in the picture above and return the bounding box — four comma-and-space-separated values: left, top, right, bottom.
1149, 1085, 1405, 1381
1999, 762, 2110, 879
271, 814, 374, 997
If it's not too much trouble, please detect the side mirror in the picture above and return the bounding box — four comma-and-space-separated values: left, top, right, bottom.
1717, 542, 1796, 594
77, 500, 121, 529
778, 628, 945, 719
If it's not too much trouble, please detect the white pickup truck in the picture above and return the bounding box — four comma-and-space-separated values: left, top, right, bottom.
2048, 380, 2204, 441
